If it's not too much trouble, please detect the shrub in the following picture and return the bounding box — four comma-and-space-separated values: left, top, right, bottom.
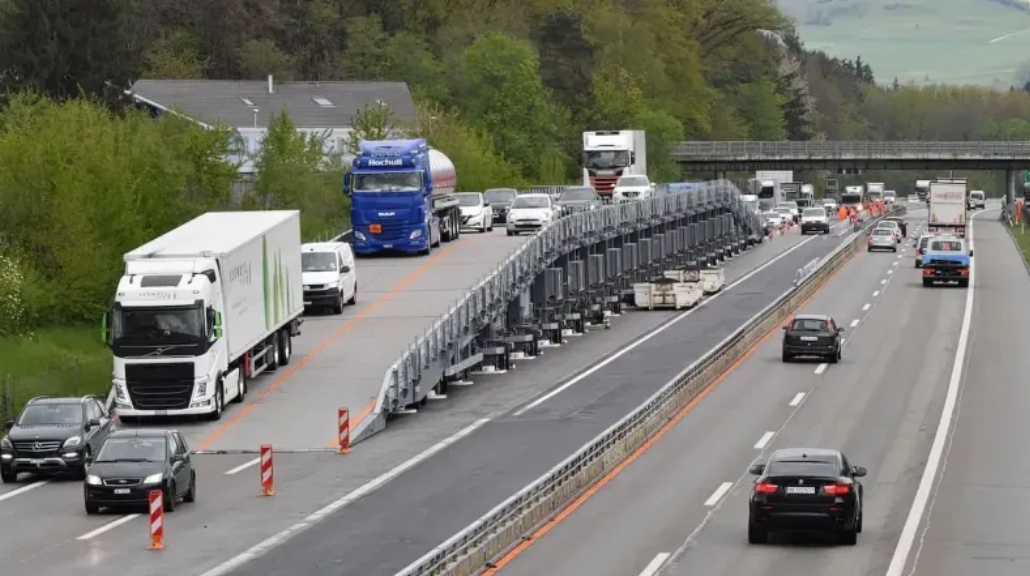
0, 253, 26, 335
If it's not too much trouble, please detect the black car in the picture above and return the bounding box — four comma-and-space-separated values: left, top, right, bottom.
781, 314, 843, 363
555, 186, 601, 216
84, 428, 196, 514
484, 188, 518, 223
1, 395, 114, 482
748, 447, 866, 545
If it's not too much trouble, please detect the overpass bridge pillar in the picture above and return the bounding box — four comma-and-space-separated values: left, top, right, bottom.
714, 170, 725, 180
1006, 169, 1017, 204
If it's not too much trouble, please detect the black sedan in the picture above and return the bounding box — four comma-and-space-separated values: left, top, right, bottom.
748, 447, 865, 545
484, 188, 517, 223
555, 186, 602, 216
781, 314, 843, 363
84, 428, 196, 514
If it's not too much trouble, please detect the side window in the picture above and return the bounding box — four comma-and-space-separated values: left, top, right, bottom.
337, 252, 345, 270
168, 434, 180, 458
93, 400, 108, 419
840, 454, 852, 476
176, 433, 190, 455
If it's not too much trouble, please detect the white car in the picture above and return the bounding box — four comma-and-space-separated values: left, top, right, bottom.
800, 207, 830, 234
456, 192, 494, 233
611, 175, 655, 203
874, 221, 902, 243
301, 242, 357, 314
821, 198, 838, 212
762, 211, 785, 229
968, 190, 986, 210
776, 201, 800, 223
884, 191, 897, 205
506, 194, 557, 236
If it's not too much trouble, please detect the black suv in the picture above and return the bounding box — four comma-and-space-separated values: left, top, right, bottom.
1, 396, 114, 482
781, 314, 844, 363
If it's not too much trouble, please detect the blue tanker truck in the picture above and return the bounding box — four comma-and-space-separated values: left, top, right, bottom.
342, 138, 462, 256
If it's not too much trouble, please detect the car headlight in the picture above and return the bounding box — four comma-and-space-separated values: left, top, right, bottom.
63, 436, 81, 448
325, 281, 339, 289
143, 473, 164, 484
1, 436, 11, 450
85, 474, 102, 486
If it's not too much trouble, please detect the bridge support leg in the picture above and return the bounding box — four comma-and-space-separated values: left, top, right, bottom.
1007, 169, 1017, 206
714, 170, 725, 180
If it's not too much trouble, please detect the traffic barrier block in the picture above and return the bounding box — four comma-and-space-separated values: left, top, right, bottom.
260, 444, 275, 496
148, 489, 164, 550
338, 408, 351, 454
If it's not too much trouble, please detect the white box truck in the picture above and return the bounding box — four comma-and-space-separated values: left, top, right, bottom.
581, 130, 647, 202
103, 211, 305, 420
928, 180, 968, 236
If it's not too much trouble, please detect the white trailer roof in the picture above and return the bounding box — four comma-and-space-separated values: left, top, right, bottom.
125, 211, 300, 261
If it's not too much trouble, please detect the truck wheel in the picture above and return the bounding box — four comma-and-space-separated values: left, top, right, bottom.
278, 329, 292, 366
266, 333, 280, 372
207, 383, 224, 421
235, 372, 247, 403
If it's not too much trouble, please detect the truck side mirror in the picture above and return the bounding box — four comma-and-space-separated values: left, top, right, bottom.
342, 173, 352, 196
212, 310, 223, 339
580, 152, 588, 167
630, 152, 636, 164
101, 308, 113, 346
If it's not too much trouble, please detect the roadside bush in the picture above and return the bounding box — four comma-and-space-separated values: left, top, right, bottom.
0, 253, 26, 335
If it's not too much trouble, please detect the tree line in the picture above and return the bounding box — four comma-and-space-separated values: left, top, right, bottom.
2, 0, 1030, 337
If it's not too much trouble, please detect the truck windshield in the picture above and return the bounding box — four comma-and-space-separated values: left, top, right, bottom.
841, 193, 862, 205
302, 252, 337, 272
352, 172, 420, 192
584, 150, 630, 170
113, 305, 204, 345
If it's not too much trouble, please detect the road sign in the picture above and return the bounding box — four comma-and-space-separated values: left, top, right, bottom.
1024, 171, 1030, 186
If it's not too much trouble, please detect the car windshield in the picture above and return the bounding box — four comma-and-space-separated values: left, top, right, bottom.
885, 191, 896, 197
484, 189, 516, 203
778, 202, 798, 209
878, 222, 898, 229
560, 188, 595, 201
96, 437, 168, 463
873, 229, 893, 236
766, 459, 839, 477
929, 240, 963, 252
17, 403, 81, 426
302, 252, 337, 272
618, 176, 648, 187
763, 212, 780, 219
456, 193, 482, 207
790, 318, 829, 332
822, 199, 836, 205
776, 208, 792, 215
971, 192, 984, 198
512, 196, 549, 208
803, 208, 825, 217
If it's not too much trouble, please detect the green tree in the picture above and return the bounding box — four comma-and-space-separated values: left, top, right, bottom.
143, 29, 206, 79
346, 102, 409, 154
736, 79, 787, 140
417, 103, 527, 191
458, 32, 556, 178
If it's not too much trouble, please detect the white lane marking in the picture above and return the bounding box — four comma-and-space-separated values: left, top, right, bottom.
0, 480, 48, 502
888, 269, 894, 275
886, 212, 983, 576
897, 254, 903, 259
754, 432, 775, 449
197, 417, 492, 576
225, 458, 260, 475
990, 28, 1030, 43
789, 392, 806, 406
880, 279, 888, 284
704, 482, 733, 506
850, 319, 860, 328
513, 236, 819, 416
77, 513, 141, 540
814, 363, 827, 375
873, 290, 881, 297
893, 261, 899, 266
639, 552, 671, 576
862, 303, 871, 311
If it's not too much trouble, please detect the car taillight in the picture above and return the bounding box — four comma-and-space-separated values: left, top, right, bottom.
755, 482, 778, 494
916, 249, 922, 256
922, 268, 933, 276
960, 268, 969, 276
823, 483, 851, 496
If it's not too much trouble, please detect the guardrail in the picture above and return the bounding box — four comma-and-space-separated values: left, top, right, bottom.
354, 180, 764, 442
670, 141, 1030, 159
392, 206, 897, 576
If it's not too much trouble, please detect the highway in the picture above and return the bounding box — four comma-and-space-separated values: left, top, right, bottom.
484, 207, 1000, 576
0, 218, 843, 576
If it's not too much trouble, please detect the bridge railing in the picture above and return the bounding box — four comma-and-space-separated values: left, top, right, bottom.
671, 140, 1030, 159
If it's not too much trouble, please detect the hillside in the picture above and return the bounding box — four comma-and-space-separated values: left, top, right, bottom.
777, 0, 1030, 86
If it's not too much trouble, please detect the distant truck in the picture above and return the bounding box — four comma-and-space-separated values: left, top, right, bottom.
343, 139, 462, 256
841, 186, 864, 210
754, 171, 793, 211
928, 179, 968, 236
915, 180, 931, 202
800, 184, 815, 207
865, 182, 885, 203
581, 130, 647, 202
781, 182, 802, 204
104, 211, 305, 420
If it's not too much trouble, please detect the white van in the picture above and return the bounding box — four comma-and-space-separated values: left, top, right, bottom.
301, 242, 357, 314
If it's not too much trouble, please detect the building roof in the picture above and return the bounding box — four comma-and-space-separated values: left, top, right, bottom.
128, 78, 417, 129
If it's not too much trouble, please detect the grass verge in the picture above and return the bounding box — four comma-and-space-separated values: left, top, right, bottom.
1008, 220, 1030, 266
0, 326, 109, 421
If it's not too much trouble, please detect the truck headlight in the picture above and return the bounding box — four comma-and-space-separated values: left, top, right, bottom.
194, 376, 209, 398
143, 473, 164, 484
354, 231, 366, 241
410, 228, 423, 239
85, 474, 102, 486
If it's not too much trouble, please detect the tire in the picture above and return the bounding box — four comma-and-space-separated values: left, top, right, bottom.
0, 467, 16, 483
781, 350, 792, 363
77, 447, 93, 479
922, 278, 933, 287
164, 484, 176, 512
828, 349, 839, 364
278, 329, 292, 366
207, 383, 224, 421
958, 279, 969, 288
856, 511, 863, 533
347, 282, 357, 305
506, 230, 514, 236
85, 500, 100, 515
183, 472, 196, 503
892, 247, 897, 252
267, 332, 281, 372
866, 247, 872, 252
331, 292, 344, 315
839, 527, 858, 546
234, 371, 247, 403
748, 522, 767, 544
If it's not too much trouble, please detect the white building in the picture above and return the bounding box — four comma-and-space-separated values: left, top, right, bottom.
126, 76, 417, 174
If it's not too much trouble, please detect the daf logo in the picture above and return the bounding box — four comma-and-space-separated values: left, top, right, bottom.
33, 442, 43, 450
378, 212, 396, 217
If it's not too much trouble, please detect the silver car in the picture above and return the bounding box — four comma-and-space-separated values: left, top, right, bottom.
875, 221, 902, 243
867, 228, 897, 252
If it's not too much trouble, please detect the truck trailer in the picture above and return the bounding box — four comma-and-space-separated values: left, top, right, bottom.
581, 130, 647, 202
104, 211, 305, 420
928, 179, 968, 236
343, 139, 462, 255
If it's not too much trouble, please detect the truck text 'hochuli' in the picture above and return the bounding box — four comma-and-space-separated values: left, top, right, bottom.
103, 211, 305, 420
581, 130, 646, 202
343, 139, 462, 256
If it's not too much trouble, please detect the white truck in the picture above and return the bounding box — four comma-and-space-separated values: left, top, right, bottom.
928, 180, 968, 237
581, 130, 647, 202
865, 182, 885, 203
800, 184, 815, 207
754, 171, 794, 211
103, 211, 305, 420
633, 268, 724, 310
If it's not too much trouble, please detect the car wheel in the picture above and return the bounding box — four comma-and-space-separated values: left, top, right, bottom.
0, 467, 16, 483
332, 292, 344, 314
748, 522, 767, 544
347, 283, 357, 305
781, 350, 792, 363
856, 510, 863, 533
164, 484, 177, 512
85, 500, 100, 515
78, 447, 93, 479
839, 527, 858, 546
506, 230, 514, 237
184, 472, 196, 503
922, 278, 933, 287
959, 279, 969, 288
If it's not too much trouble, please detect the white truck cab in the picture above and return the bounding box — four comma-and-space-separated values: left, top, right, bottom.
302, 242, 357, 314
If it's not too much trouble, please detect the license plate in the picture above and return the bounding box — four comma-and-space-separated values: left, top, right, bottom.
785, 486, 816, 494
383, 244, 393, 248
114, 488, 130, 495
154, 410, 168, 416
800, 336, 818, 341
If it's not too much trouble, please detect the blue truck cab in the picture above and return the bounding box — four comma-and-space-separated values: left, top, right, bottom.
343, 139, 461, 256
921, 237, 971, 287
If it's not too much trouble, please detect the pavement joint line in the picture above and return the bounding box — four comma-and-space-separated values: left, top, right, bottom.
813, 363, 828, 375
703, 482, 733, 507
76, 513, 141, 541
638, 552, 671, 576
753, 431, 775, 449
789, 392, 806, 406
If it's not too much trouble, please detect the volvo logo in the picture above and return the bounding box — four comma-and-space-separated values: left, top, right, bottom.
33, 442, 43, 451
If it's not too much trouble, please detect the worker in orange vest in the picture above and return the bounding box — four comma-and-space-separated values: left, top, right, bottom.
837, 205, 847, 221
